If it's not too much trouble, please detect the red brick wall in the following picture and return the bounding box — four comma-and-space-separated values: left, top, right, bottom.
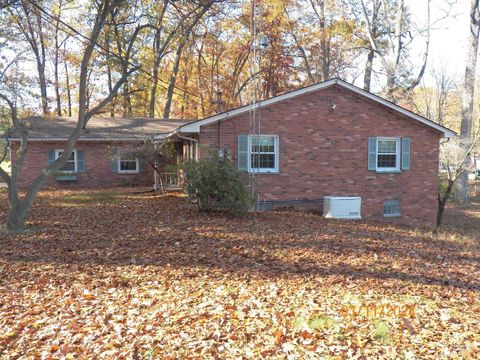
199, 84, 442, 228
10, 141, 154, 188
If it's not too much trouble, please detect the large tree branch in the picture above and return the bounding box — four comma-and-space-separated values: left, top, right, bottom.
86, 66, 138, 118
360, 0, 389, 71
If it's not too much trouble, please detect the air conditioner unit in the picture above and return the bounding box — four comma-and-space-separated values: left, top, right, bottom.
323, 196, 361, 219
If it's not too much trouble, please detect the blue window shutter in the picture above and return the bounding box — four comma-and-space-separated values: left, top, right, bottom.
48, 150, 55, 165
77, 150, 85, 172
368, 137, 377, 171
237, 135, 248, 171
138, 158, 146, 172
110, 159, 118, 173
401, 138, 411, 170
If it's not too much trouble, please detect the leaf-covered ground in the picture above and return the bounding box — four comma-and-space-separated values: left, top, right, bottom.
0, 188, 479, 359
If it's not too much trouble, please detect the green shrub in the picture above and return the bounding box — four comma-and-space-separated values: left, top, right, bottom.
180, 153, 253, 215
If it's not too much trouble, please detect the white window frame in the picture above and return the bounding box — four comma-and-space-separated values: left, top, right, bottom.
247, 135, 279, 174
376, 137, 400, 172
55, 149, 77, 173
118, 156, 139, 174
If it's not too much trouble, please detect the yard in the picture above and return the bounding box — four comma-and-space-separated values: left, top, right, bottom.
0, 188, 479, 359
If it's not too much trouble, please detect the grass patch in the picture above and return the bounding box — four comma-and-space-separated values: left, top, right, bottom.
372, 320, 392, 344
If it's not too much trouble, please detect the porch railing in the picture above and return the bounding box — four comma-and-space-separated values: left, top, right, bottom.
157, 172, 179, 191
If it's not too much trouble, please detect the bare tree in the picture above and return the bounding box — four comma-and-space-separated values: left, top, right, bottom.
438, 129, 480, 226
11, 0, 50, 115
412, 64, 457, 128
147, 0, 175, 118
357, 0, 446, 98
362, 0, 381, 92
62, 40, 73, 117
456, 0, 480, 203
0, 0, 145, 232
51, 0, 70, 116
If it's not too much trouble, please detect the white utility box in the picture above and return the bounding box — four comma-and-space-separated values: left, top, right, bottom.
323, 196, 361, 219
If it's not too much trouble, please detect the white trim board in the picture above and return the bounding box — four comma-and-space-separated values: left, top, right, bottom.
173, 78, 456, 138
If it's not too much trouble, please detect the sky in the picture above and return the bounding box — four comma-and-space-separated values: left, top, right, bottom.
1, 0, 474, 111
406, 0, 470, 86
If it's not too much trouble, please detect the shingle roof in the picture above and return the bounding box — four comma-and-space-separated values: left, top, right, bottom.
8, 116, 190, 141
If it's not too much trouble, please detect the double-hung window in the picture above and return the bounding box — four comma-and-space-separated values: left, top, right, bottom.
118, 155, 139, 174
55, 149, 77, 173
248, 135, 279, 173
376, 138, 400, 172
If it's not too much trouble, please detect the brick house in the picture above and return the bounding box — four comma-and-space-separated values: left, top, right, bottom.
160, 79, 455, 227
8, 79, 455, 227
8, 117, 188, 188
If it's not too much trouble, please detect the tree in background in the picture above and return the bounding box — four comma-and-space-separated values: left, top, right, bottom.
8, 0, 50, 115
438, 128, 480, 226
411, 65, 460, 130
0, 0, 147, 232
456, 0, 480, 203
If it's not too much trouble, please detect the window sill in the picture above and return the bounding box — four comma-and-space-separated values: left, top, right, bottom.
248, 170, 279, 174
118, 171, 139, 175
376, 170, 401, 174
384, 214, 401, 218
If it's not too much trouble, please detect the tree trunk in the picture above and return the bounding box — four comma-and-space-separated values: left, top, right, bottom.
105, 30, 115, 117
148, 1, 169, 118
53, 2, 64, 117
163, 3, 212, 119
122, 81, 133, 117
63, 52, 72, 117
54, 39, 62, 116
318, 1, 329, 81
6, 201, 28, 233
437, 179, 454, 227
364, 49, 375, 92
163, 43, 184, 119
37, 58, 49, 115
35, 7, 49, 116
456, 0, 480, 203
14, 2, 49, 115
363, 0, 379, 92
149, 29, 162, 118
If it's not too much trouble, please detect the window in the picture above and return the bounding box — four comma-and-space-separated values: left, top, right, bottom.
248, 135, 279, 173
55, 149, 76, 173
118, 155, 139, 174
377, 138, 400, 171
384, 199, 401, 217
